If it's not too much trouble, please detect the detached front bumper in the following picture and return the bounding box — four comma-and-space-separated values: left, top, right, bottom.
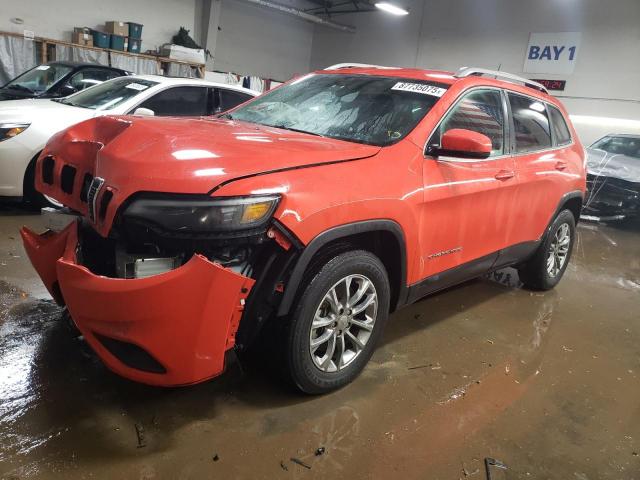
20, 221, 255, 386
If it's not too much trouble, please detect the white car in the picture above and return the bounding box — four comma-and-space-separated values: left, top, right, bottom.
0, 75, 258, 206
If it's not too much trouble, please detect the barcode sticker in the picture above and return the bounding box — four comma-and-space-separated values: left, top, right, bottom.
391, 82, 447, 97
125, 83, 149, 91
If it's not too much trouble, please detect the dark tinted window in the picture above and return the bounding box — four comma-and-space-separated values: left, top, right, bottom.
508, 93, 552, 152
433, 89, 505, 156
68, 68, 122, 91
548, 105, 572, 146
217, 88, 253, 113
138, 86, 208, 116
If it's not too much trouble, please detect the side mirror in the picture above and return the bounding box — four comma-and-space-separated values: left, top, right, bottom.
133, 107, 155, 116
58, 84, 78, 97
428, 129, 492, 159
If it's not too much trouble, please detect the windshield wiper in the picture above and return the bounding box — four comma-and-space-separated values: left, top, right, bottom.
271, 124, 324, 137
219, 113, 234, 120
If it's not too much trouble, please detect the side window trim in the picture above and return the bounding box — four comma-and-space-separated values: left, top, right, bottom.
425, 86, 508, 161
546, 103, 558, 147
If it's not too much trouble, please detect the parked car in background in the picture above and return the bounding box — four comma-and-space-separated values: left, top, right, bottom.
0, 62, 129, 101
0, 75, 258, 206
21, 65, 585, 393
584, 134, 640, 220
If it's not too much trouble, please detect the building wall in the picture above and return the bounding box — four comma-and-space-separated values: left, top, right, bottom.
0, 0, 197, 53
209, 0, 314, 81
310, 0, 640, 144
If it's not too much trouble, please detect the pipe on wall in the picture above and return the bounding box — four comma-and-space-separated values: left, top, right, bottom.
238, 0, 356, 32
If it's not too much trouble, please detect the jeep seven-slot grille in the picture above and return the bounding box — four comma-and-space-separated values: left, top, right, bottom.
39, 156, 111, 223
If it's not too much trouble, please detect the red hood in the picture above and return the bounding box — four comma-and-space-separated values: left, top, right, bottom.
36, 116, 381, 236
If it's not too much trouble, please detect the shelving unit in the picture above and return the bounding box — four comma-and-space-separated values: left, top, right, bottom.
0, 30, 205, 77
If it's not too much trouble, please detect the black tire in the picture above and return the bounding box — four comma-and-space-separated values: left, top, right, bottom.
283, 249, 390, 394
518, 209, 576, 290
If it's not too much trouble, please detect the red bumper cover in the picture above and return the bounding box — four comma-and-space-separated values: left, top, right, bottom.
20, 222, 255, 386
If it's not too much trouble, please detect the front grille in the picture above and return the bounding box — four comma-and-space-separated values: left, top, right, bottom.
60, 165, 77, 194
87, 177, 105, 222
80, 173, 94, 202
42, 156, 55, 185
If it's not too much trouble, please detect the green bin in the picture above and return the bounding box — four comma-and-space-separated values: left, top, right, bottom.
110, 34, 126, 51
91, 30, 110, 48
127, 38, 141, 53
128, 22, 143, 40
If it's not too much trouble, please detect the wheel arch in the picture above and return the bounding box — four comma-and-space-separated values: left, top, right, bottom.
276, 219, 408, 317
22, 150, 44, 200
555, 190, 584, 225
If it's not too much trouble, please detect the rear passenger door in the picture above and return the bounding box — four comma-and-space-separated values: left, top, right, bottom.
421, 88, 518, 278
507, 93, 572, 245
135, 86, 210, 116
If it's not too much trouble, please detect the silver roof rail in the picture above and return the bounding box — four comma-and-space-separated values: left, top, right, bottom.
325, 63, 399, 70
455, 67, 548, 94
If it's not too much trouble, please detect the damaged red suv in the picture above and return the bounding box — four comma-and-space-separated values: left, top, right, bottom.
22, 65, 586, 393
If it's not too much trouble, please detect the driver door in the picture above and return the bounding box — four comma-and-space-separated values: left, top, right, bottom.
419, 88, 517, 281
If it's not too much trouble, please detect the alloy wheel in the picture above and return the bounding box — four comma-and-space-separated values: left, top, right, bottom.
309, 274, 378, 373
546, 222, 570, 278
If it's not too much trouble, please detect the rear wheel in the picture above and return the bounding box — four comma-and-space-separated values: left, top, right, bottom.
283, 250, 390, 394
518, 209, 576, 290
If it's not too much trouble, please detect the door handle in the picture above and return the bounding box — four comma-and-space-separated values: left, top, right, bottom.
495, 170, 515, 180
555, 161, 568, 171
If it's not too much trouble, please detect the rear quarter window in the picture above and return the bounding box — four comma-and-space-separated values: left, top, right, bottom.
508, 93, 552, 153
548, 105, 572, 146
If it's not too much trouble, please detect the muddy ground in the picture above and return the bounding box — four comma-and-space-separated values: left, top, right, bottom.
0, 203, 639, 479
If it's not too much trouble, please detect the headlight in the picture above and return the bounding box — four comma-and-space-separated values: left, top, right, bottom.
0, 123, 30, 142
123, 194, 280, 233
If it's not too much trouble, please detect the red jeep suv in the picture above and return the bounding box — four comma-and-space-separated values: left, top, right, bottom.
22, 65, 586, 393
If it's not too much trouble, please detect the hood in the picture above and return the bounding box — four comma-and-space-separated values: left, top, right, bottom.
586, 148, 640, 183
36, 116, 381, 236
0, 98, 93, 125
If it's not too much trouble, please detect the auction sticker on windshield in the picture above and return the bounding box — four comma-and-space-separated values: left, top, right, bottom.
391, 82, 446, 97
125, 83, 150, 91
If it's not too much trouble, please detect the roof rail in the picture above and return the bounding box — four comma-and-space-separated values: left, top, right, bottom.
324, 63, 399, 70
455, 67, 548, 94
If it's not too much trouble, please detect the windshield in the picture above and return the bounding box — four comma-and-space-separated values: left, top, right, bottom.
228, 74, 448, 146
5, 64, 73, 94
591, 136, 640, 159
57, 77, 158, 111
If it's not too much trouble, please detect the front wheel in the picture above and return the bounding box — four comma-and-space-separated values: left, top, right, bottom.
284, 250, 390, 394
518, 209, 576, 290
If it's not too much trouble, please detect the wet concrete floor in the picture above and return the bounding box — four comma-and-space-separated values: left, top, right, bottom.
0, 202, 639, 479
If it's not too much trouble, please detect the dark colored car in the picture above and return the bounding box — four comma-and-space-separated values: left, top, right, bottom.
584, 134, 640, 220
0, 62, 129, 101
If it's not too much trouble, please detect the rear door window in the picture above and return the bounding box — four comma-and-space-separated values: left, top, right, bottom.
508, 93, 552, 153
138, 86, 209, 116
548, 105, 572, 146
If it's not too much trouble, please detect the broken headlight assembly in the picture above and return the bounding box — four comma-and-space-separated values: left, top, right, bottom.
122, 193, 281, 235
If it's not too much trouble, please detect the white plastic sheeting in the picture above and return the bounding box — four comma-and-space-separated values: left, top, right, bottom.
166, 63, 199, 78
55, 45, 109, 66
111, 52, 160, 75
0, 36, 37, 84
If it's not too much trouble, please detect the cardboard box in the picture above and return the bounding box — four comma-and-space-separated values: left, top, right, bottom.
160, 44, 205, 64
105, 21, 129, 37
72, 27, 94, 47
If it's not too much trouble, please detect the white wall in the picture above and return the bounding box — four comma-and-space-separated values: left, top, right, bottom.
0, 0, 196, 52
209, 0, 314, 81
310, 0, 640, 145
